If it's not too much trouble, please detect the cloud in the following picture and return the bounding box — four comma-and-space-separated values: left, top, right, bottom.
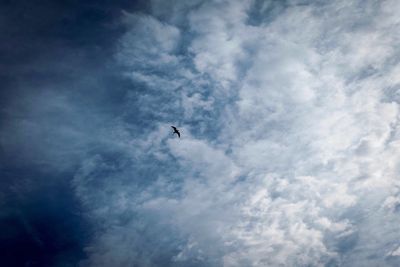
116, 12, 182, 73
67, 0, 400, 266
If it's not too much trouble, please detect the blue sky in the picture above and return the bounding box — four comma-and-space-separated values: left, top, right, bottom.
1, 0, 400, 266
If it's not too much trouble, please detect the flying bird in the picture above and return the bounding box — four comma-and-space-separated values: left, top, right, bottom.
171, 126, 180, 138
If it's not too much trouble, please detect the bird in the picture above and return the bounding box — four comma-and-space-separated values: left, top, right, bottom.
171, 126, 180, 138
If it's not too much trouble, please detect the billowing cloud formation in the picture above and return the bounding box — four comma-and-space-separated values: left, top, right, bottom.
69, 0, 400, 266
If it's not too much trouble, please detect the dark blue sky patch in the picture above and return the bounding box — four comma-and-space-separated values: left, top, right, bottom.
0, 168, 90, 266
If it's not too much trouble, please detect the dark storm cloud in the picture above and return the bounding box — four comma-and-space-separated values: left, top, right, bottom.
0, 0, 152, 168
0, 1, 151, 266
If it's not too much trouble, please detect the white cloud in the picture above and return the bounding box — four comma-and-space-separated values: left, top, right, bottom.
387, 246, 400, 257
116, 12, 181, 71
75, 0, 400, 266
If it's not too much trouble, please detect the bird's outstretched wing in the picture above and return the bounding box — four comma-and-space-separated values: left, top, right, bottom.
171, 126, 180, 138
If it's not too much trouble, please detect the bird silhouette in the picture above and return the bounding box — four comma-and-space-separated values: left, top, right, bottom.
171, 126, 180, 138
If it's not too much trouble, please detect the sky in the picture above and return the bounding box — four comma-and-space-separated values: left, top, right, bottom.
1, 0, 400, 266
